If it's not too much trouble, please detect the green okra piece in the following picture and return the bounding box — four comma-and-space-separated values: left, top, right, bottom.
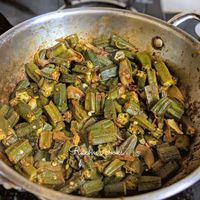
0, 104, 10, 117
111, 34, 135, 50
158, 160, 179, 180
119, 58, 133, 86
59, 65, 69, 75
157, 145, 181, 162
0, 115, 10, 141
16, 102, 36, 122
147, 69, 158, 86
37, 168, 64, 185
53, 83, 68, 113
85, 91, 96, 112
118, 135, 137, 156
145, 84, 159, 107
85, 50, 100, 69
98, 55, 113, 66
100, 64, 117, 81
136, 70, 147, 89
104, 99, 117, 120
151, 96, 173, 116
38, 94, 49, 107
7, 110, 20, 128
39, 78, 56, 97
95, 92, 102, 113
154, 59, 174, 87
34, 150, 49, 162
40, 64, 60, 81
50, 57, 70, 68
145, 135, 159, 147
15, 80, 30, 91
39, 131, 53, 150
132, 114, 156, 132
138, 176, 161, 191
5, 139, 32, 164
104, 159, 125, 177
72, 64, 91, 75
2, 130, 18, 147
81, 179, 104, 196
105, 46, 118, 53
25, 63, 41, 83
71, 100, 89, 122
44, 101, 64, 127
125, 175, 138, 190
167, 85, 184, 103
114, 50, 125, 62
60, 172, 85, 193
136, 52, 151, 70
128, 122, 144, 135
104, 181, 126, 196
46, 43, 67, 58
114, 101, 122, 113
60, 73, 79, 84
107, 85, 124, 100
166, 98, 184, 120
15, 88, 33, 103
123, 158, 143, 175
124, 100, 141, 116
57, 140, 71, 161
93, 35, 110, 47
21, 164, 37, 181
65, 33, 79, 48
88, 119, 117, 145
16, 119, 43, 137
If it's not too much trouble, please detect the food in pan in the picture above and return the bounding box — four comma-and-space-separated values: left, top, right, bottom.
0, 34, 195, 197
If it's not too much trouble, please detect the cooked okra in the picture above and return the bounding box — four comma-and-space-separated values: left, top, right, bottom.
0, 34, 195, 197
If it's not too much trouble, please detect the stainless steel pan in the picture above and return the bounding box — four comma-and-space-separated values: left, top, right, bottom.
0, 8, 200, 200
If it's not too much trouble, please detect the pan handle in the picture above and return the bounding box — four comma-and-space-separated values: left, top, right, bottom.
168, 13, 200, 41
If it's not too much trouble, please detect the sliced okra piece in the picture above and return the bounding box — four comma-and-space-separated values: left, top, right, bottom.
104, 99, 117, 120
88, 120, 117, 145
67, 85, 85, 101
65, 33, 79, 48
85, 50, 100, 69
166, 119, 183, 134
25, 63, 41, 83
138, 176, 161, 191
123, 157, 143, 175
118, 135, 137, 156
60, 172, 85, 193
154, 59, 174, 87
124, 100, 141, 116
93, 35, 110, 47
125, 175, 138, 190
100, 64, 118, 81
81, 179, 104, 196
145, 84, 159, 107
136, 70, 147, 89
158, 160, 179, 180
111, 34, 136, 50
167, 85, 184, 103
57, 140, 71, 161
166, 98, 184, 120
40, 64, 60, 81
5, 139, 32, 164
38, 78, 55, 98
20, 164, 37, 181
85, 91, 96, 112
15, 102, 36, 122
53, 83, 68, 113
151, 96, 172, 116
44, 101, 64, 127
60, 73, 79, 84
147, 69, 158, 86
15, 80, 30, 91
71, 100, 89, 123
157, 145, 181, 162
132, 114, 156, 132
136, 52, 151, 70
119, 58, 133, 86
104, 181, 126, 196
116, 113, 129, 127
0, 115, 10, 141
46, 43, 67, 58
39, 131, 53, 150
37, 168, 65, 185
34, 49, 49, 67
16, 119, 43, 137
104, 159, 125, 177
